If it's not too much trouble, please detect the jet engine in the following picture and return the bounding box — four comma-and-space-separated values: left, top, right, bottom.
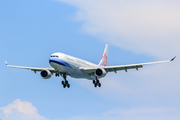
95, 68, 107, 77
40, 70, 51, 79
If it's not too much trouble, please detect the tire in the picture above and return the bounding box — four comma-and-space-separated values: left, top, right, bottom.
98, 83, 101, 87
62, 81, 64, 85
94, 84, 97, 87
63, 84, 66, 88
67, 84, 70, 88
93, 80, 95, 84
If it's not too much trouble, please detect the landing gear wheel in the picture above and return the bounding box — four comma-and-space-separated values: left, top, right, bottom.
61, 73, 71, 88
63, 84, 66, 88
67, 84, 70, 88
56, 73, 60, 77
98, 83, 101, 87
93, 78, 101, 87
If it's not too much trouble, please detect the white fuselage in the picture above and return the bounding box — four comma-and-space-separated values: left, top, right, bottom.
49, 52, 98, 80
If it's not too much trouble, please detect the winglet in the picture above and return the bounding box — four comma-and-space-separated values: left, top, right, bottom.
170, 56, 176, 61
5, 61, 8, 66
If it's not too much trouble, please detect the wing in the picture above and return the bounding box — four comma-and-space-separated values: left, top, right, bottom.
5, 61, 56, 73
80, 56, 176, 73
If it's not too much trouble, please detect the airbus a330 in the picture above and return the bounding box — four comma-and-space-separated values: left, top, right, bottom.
6, 44, 176, 88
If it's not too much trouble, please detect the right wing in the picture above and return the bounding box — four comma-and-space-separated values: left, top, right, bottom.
80, 56, 176, 73
5, 61, 56, 73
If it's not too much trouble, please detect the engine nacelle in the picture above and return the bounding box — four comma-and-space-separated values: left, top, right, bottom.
40, 70, 51, 79
95, 68, 107, 77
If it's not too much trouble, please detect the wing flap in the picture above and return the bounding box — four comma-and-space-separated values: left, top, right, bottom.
105, 65, 143, 72
6, 64, 56, 73
80, 64, 143, 73
80, 57, 175, 74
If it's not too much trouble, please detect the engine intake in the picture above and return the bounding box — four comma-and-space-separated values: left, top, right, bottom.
40, 70, 51, 79
95, 68, 107, 77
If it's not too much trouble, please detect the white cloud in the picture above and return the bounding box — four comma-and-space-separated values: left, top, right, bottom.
102, 107, 180, 120
62, 107, 180, 120
0, 99, 48, 120
0, 99, 179, 120
57, 0, 180, 59
1, 100, 180, 120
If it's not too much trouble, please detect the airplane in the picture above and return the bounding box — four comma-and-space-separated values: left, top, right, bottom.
5, 44, 176, 88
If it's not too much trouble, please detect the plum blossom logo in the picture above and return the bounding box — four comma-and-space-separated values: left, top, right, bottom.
102, 54, 107, 66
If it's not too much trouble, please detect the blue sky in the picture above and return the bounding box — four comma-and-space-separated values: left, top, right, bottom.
0, 0, 180, 120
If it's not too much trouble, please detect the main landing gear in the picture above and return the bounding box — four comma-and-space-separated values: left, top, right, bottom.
93, 77, 101, 87
61, 74, 70, 88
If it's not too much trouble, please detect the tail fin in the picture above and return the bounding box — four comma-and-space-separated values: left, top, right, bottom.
98, 44, 109, 66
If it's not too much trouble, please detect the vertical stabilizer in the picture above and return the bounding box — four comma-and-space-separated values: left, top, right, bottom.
98, 44, 109, 66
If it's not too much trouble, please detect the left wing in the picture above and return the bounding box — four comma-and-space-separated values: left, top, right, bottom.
5, 61, 56, 73
80, 56, 176, 73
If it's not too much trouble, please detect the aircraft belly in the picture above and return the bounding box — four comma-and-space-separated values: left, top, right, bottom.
66, 68, 94, 80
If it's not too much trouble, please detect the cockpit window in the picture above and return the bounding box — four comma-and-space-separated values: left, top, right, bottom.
50, 55, 58, 58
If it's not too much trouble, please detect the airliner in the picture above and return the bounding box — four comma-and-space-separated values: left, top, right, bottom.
6, 44, 176, 88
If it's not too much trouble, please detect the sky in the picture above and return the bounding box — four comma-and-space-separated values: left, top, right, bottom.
0, 0, 180, 120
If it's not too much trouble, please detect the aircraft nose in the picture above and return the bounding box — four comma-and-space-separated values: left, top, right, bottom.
49, 57, 53, 63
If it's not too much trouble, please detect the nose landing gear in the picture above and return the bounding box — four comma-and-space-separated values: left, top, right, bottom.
55, 73, 59, 77
55, 68, 60, 77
